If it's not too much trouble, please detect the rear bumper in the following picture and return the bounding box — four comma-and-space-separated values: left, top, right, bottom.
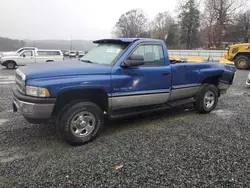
13, 87, 56, 119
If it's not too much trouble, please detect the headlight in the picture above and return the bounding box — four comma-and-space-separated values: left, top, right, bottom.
26, 86, 50, 97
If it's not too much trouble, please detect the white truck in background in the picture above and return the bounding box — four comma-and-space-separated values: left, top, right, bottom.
0, 49, 64, 69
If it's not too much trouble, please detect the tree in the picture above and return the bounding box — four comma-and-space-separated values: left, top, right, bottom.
165, 23, 182, 49
151, 11, 174, 40
200, 0, 218, 48
237, 10, 250, 42
113, 9, 149, 38
179, 0, 200, 49
0, 37, 26, 51
202, 0, 246, 48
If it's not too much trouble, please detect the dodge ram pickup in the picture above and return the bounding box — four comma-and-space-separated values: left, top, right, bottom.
12, 38, 236, 145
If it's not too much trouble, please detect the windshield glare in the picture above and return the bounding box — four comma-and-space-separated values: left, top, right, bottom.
80, 43, 128, 65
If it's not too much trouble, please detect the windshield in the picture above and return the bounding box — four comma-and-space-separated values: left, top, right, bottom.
80, 43, 128, 65
17, 48, 35, 53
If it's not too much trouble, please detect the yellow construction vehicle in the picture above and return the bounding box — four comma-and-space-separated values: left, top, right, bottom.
224, 43, 250, 69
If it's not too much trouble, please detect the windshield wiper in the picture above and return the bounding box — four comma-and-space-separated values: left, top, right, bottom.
81, 60, 93, 64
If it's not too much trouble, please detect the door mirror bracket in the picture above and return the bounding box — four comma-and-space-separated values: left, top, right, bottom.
121, 54, 144, 67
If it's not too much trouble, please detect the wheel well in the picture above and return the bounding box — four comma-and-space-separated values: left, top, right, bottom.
46, 60, 54, 62
234, 52, 250, 60
202, 76, 220, 86
52, 89, 109, 116
3, 60, 16, 66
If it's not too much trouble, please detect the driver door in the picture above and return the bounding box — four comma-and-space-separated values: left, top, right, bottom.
111, 43, 172, 110
18, 50, 35, 65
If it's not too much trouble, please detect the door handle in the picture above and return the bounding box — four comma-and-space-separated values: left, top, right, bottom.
162, 72, 170, 76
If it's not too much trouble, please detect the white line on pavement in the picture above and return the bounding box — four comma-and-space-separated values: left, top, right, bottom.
0, 76, 15, 85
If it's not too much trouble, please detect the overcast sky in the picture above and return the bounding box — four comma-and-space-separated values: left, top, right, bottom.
0, 0, 177, 40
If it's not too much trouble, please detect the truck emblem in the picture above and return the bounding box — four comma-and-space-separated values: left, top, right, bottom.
80, 82, 90, 85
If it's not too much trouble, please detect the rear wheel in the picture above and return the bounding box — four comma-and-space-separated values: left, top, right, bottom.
57, 101, 103, 145
195, 84, 218, 114
234, 55, 250, 70
6, 61, 16, 69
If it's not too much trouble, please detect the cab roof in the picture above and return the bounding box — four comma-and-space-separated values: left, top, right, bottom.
93, 38, 162, 44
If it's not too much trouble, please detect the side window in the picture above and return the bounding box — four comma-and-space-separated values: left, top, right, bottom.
37, 51, 47, 56
49, 51, 61, 55
21, 51, 33, 57
37, 51, 61, 56
131, 44, 165, 66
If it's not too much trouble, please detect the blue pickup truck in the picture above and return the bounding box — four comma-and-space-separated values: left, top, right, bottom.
13, 38, 236, 145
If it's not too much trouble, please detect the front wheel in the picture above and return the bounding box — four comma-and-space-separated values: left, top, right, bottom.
6, 61, 16, 69
195, 84, 218, 114
234, 55, 250, 70
57, 101, 104, 145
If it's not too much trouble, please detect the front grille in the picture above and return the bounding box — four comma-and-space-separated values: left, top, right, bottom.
16, 79, 25, 94
15, 70, 25, 94
15, 72, 22, 81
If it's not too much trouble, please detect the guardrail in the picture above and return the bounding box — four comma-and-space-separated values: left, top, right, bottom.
168, 50, 226, 62
168, 50, 234, 65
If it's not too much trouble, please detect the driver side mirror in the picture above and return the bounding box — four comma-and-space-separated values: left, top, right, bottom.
22, 54, 26, 58
121, 54, 144, 67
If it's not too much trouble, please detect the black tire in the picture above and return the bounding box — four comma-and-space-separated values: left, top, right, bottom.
6, 61, 16, 69
234, 55, 250, 70
57, 101, 103, 145
195, 84, 218, 114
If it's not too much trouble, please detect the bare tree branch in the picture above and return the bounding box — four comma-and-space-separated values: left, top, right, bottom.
113, 9, 149, 38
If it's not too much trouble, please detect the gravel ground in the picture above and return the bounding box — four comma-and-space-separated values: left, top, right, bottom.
0, 67, 250, 188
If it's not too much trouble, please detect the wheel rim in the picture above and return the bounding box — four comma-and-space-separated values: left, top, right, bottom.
239, 59, 246, 66
70, 111, 95, 137
204, 91, 215, 109
7, 63, 14, 69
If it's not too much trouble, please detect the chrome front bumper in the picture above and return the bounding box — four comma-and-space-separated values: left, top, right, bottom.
13, 97, 55, 119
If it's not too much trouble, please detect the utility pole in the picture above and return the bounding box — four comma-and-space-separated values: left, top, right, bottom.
70, 36, 72, 51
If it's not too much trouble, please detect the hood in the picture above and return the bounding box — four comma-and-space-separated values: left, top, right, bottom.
19, 61, 112, 80
1, 51, 17, 56
1, 55, 20, 59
